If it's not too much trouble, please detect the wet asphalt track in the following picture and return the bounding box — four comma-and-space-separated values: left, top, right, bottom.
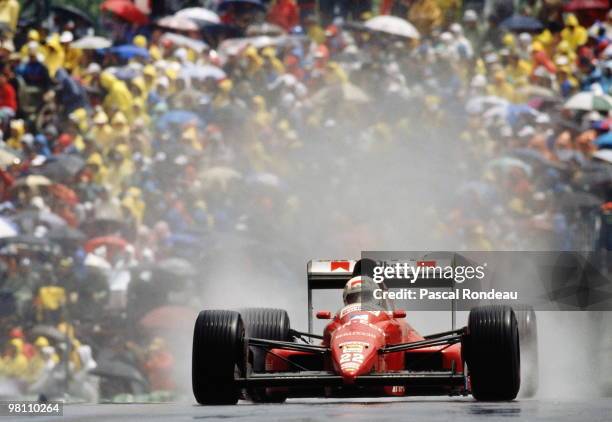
5, 397, 612, 422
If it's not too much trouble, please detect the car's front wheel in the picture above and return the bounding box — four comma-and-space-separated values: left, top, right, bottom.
192, 310, 245, 405
465, 305, 520, 401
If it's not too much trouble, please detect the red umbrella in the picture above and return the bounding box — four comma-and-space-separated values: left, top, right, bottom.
139, 306, 198, 330
101, 0, 149, 25
84, 235, 129, 254
564, 0, 608, 10
563, 0, 609, 26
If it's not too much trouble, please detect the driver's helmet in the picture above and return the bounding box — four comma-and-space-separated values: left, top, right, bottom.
343, 276, 377, 306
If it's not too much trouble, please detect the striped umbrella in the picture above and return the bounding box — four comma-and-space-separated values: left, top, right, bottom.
564, 91, 612, 111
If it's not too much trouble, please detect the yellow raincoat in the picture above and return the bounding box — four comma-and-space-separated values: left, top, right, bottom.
0, 0, 19, 32
6, 119, 24, 150
1, 338, 29, 379
121, 187, 146, 224
408, 0, 442, 35
86, 153, 109, 184
44, 34, 65, 77
561, 14, 588, 51
100, 72, 134, 121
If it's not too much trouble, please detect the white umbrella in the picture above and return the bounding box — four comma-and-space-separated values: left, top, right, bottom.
157, 15, 199, 32
159, 32, 208, 53
0, 217, 17, 238
13, 175, 52, 188
71, 35, 112, 49
175, 7, 220, 24
593, 149, 612, 164
564, 91, 612, 111
180, 64, 226, 81
0, 147, 20, 168
219, 35, 287, 54
365, 15, 420, 39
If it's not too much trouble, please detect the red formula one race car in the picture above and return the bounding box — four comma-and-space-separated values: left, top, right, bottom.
192, 258, 535, 405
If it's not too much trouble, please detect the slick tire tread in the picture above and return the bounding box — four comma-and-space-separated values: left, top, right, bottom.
239, 308, 290, 403
239, 308, 291, 342
192, 310, 244, 405
467, 305, 520, 401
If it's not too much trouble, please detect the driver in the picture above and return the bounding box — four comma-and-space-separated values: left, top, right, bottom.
342, 275, 378, 306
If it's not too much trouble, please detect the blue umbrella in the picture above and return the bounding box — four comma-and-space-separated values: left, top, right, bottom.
500, 15, 543, 32
155, 110, 204, 131
108, 45, 149, 59
595, 131, 612, 149
217, 0, 266, 12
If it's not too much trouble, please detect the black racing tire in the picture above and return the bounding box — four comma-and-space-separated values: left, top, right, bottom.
239, 308, 291, 403
466, 305, 520, 401
192, 310, 245, 405
513, 305, 538, 398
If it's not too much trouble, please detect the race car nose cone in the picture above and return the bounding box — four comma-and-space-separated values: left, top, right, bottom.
331, 321, 382, 384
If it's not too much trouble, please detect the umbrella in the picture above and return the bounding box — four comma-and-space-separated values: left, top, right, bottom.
101, 0, 149, 25
465, 95, 510, 114
595, 132, 612, 149
509, 148, 566, 170
564, 0, 609, 11
593, 149, 612, 164
499, 15, 544, 32
198, 166, 243, 191
556, 191, 604, 209
564, 92, 612, 111
180, 64, 226, 81
139, 305, 198, 330
31, 154, 85, 183
85, 236, 129, 254
72, 35, 112, 50
10, 209, 67, 231
159, 33, 208, 53
80, 217, 126, 237
175, 7, 220, 24
84, 253, 112, 270
218, 35, 289, 53
31, 325, 70, 343
246, 22, 285, 36
157, 257, 197, 278
517, 84, 556, 99
12, 175, 52, 189
310, 82, 371, 105
112, 66, 138, 81
108, 44, 150, 59
0, 236, 61, 256
0, 146, 20, 168
487, 157, 533, 176
50, 5, 94, 26
0, 217, 17, 238
364, 15, 420, 39
156, 15, 199, 32
217, 0, 266, 12
156, 110, 204, 131
47, 225, 85, 243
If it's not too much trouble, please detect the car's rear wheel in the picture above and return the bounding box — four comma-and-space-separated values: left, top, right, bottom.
513, 305, 538, 398
466, 305, 520, 401
192, 310, 245, 405
240, 308, 291, 403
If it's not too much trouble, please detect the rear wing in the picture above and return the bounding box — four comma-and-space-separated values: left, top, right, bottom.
306, 254, 461, 332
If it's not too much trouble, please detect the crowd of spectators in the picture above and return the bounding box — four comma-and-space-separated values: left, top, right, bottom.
0, 0, 610, 401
